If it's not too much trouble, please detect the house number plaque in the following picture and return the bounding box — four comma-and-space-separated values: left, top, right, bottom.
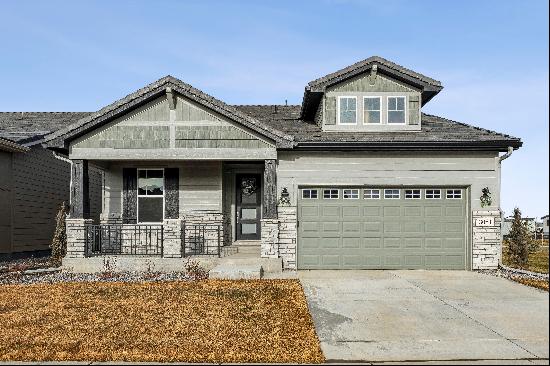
475, 217, 495, 227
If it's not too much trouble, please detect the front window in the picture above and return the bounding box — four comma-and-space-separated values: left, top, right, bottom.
137, 169, 164, 223
363, 97, 381, 124
388, 96, 406, 124
338, 97, 357, 124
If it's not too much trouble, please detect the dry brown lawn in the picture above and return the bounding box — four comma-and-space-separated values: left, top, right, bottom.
0, 280, 324, 363
511, 276, 549, 292
502, 245, 549, 274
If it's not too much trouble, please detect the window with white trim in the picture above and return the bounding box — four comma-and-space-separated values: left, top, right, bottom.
387, 96, 406, 124
343, 189, 359, 199
137, 169, 164, 223
364, 189, 380, 199
384, 189, 400, 199
323, 189, 339, 199
425, 189, 441, 199
302, 189, 318, 199
446, 189, 462, 199
338, 97, 357, 124
363, 97, 381, 124
405, 189, 421, 199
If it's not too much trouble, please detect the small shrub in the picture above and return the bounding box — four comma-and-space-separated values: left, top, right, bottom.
184, 258, 208, 280
50, 202, 68, 266
98, 257, 119, 280
506, 208, 530, 269
528, 239, 542, 254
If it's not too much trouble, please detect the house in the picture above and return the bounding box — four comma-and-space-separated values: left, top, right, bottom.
42, 56, 521, 272
0, 113, 103, 257
541, 215, 549, 239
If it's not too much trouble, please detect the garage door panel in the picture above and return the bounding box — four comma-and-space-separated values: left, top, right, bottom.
445, 238, 464, 249
425, 222, 442, 233
342, 255, 362, 266
404, 206, 423, 217
384, 222, 401, 233
383, 238, 401, 248
445, 206, 463, 217
364, 222, 382, 233
342, 237, 362, 248
319, 237, 339, 248
404, 238, 423, 249
343, 222, 361, 234
402, 221, 424, 234
342, 206, 361, 217
444, 222, 463, 233
364, 237, 382, 248
322, 206, 340, 217
298, 187, 467, 270
364, 206, 381, 216
322, 255, 340, 266
384, 206, 401, 216
404, 255, 424, 266
425, 238, 443, 249
425, 206, 443, 217
300, 206, 319, 218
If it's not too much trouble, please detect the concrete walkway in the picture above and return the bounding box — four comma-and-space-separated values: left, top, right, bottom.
299, 270, 549, 363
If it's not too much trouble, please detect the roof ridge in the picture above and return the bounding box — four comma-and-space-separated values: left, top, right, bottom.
308, 56, 442, 88
421, 113, 519, 140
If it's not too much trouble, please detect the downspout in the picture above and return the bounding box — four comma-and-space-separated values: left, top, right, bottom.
52, 151, 73, 215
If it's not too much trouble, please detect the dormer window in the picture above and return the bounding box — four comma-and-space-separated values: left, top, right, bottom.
364, 97, 381, 124
387, 96, 406, 124
338, 96, 357, 124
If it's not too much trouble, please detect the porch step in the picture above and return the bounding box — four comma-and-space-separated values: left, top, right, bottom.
209, 263, 262, 279
233, 241, 261, 255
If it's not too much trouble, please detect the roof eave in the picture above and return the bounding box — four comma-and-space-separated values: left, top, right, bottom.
290, 140, 522, 152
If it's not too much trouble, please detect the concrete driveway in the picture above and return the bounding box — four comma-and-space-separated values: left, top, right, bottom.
299, 270, 549, 363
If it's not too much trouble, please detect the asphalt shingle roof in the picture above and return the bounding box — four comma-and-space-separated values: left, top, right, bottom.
233, 105, 522, 149
0, 112, 90, 144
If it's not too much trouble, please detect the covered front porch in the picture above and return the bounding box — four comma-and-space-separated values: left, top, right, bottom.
64, 159, 281, 266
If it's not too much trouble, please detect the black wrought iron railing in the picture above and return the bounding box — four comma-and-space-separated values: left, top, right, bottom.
85, 224, 163, 256
181, 224, 222, 257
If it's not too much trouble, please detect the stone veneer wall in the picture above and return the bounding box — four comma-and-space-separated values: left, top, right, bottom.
472, 210, 502, 270
181, 212, 226, 255
278, 207, 297, 269
260, 206, 298, 270
66, 218, 93, 258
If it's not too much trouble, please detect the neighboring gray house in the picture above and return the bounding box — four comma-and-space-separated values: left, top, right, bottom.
42, 56, 521, 271
0, 113, 102, 256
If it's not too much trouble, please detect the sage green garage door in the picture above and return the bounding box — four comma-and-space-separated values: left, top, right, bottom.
298, 187, 468, 270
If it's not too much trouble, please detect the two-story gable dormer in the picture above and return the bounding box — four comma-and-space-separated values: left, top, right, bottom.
301, 56, 443, 131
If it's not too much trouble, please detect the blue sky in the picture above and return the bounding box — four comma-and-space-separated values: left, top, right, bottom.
1, 0, 548, 217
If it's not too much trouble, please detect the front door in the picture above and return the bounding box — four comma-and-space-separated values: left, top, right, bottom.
236, 174, 261, 240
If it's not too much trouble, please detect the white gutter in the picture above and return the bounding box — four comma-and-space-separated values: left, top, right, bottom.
498, 146, 514, 162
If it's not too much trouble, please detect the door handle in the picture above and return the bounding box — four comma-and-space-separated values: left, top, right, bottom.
237, 211, 241, 223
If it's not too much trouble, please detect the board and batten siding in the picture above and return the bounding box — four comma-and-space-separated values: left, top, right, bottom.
323, 72, 422, 131
101, 161, 223, 220
70, 95, 276, 160
277, 151, 500, 211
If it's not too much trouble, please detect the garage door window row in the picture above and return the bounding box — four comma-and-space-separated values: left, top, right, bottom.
302, 188, 462, 200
